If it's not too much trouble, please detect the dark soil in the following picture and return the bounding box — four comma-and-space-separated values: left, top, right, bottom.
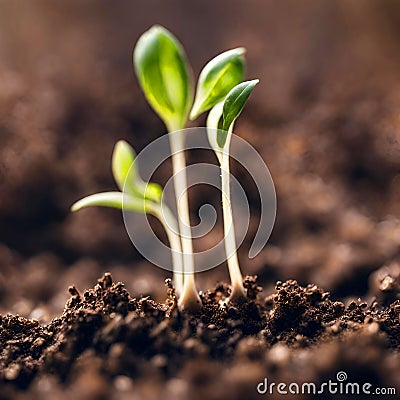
0, 272, 399, 399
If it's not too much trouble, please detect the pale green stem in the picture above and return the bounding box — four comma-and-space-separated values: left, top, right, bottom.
207, 103, 246, 303
220, 153, 246, 302
167, 125, 201, 312
149, 204, 183, 295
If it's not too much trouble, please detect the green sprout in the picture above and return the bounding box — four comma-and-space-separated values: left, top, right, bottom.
134, 25, 201, 312
205, 80, 259, 303
71, 140, 184, 294
72, 25, 260, 312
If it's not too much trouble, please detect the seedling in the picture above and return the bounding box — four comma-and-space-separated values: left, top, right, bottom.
206, 80, 259, 302
133, 25, 201, 311
71, 140, 184, 294
189, 50, 255, 303
72, 25, 260, 311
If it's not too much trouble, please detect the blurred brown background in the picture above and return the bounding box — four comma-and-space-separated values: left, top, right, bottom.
1, 0, 400, 317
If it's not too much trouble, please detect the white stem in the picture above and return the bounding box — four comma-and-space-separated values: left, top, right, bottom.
150, 204, 183, 295
221, 153, 246, 302
207, 103, 246, 302
168, 129, 201, 311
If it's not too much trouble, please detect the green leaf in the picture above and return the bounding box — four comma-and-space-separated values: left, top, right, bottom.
70, 192, 147, 213
216, 126, 228, 149
190, 48, 245, 120
206, 101, 224, 164
133, 180, 163, 203
218, 79, 259, 147
142, 182, 163, 202
112, 140, 162, 202
133, 25, 193, 131
112, 140, 137, 193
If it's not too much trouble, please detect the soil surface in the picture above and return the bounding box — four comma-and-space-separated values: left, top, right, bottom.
0, 272, 399, 399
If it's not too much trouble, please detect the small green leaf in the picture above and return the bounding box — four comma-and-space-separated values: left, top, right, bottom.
216, 127, 228, 149
142, 182, 163, 202
112, 140, 137, 193
134, 180, 163, 203
219, 79, 259, 145
112, 140, 162, 202
206, 101, 224, 163
133, 25, 193, 131
190, 48, 245, 120
71, 192, 147, 213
